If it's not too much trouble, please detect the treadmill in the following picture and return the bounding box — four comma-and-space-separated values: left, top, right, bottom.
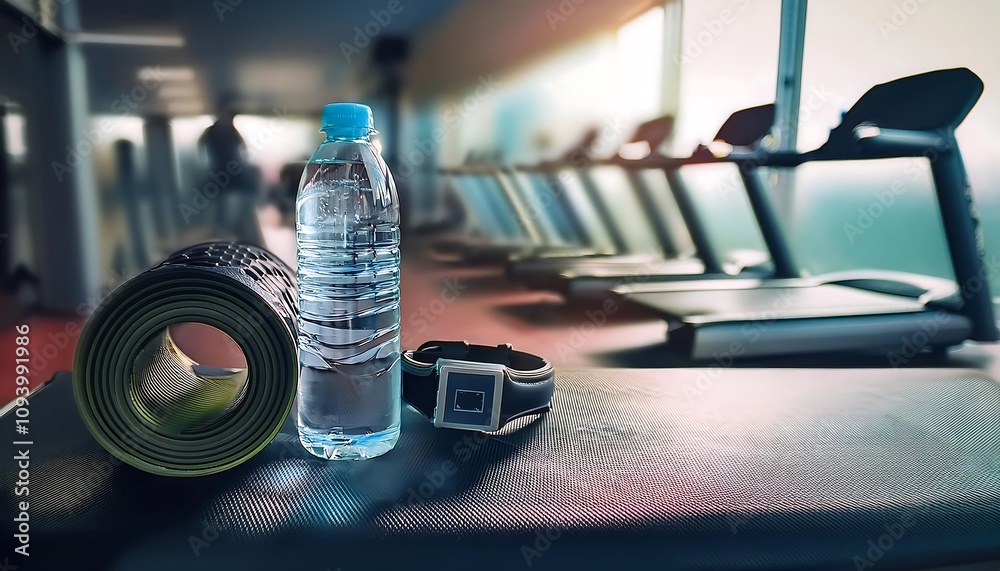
509, 105, 777, 297
507, 154, 676, 267
433, 163, 559, 263
432, 129, 643, 265
441, 116, 742, 270
614, 67, 999, 359
433, 161, 620, 264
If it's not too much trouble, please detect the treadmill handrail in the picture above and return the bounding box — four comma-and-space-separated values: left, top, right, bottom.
851, 126, 949, 157
611, 138, 967, 169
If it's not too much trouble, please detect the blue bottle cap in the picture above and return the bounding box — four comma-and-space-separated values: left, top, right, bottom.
321, 102, 375, 133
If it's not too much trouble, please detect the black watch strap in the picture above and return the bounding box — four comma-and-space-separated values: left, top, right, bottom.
402, 341, 555, 431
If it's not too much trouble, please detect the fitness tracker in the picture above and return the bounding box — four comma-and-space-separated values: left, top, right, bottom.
401, 341, 555, 431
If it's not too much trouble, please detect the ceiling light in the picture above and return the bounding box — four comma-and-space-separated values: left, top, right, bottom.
158, 85, 201, 99
167, 101, 204, 115
138, 66, 196, 82
78, 32, 185, 47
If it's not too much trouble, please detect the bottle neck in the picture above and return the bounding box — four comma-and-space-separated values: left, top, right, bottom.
322, 126, 372, 142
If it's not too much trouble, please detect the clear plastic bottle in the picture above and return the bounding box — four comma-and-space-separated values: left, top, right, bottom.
295, 103, 401, 460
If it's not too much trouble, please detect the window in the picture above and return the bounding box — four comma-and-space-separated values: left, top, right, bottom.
672, 0, 781, 154
794, 0, 1000, 290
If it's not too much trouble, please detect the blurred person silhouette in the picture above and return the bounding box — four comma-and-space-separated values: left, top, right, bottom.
275, 160, 308, 227
199, 96, 262, 246
1, 127, 40, 307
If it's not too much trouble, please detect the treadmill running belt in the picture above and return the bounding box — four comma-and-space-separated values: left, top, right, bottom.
621, 284, 974, 358
626, 284, 929, 323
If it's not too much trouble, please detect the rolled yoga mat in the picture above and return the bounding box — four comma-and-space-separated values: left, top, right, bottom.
73, 242, 298, 477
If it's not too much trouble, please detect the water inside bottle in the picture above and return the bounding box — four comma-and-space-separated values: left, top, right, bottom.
296, 164, 401, 460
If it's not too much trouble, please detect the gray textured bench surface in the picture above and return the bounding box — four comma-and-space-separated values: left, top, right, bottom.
3, 368, 999, 570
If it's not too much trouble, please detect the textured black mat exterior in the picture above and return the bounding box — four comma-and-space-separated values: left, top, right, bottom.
3, 368, 999, 570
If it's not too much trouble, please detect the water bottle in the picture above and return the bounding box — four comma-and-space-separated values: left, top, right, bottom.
296, 103, 401, 460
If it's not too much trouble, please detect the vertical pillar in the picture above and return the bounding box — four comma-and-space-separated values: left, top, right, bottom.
23, 0, 102, 310
659, 0, 683, 121
772, 0, 808, 224
143, 115, 180, 248
0, 104, 10, 286
774, 0, 808, 152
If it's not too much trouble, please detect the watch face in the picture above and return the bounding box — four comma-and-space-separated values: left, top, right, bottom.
435, 361, 504, 431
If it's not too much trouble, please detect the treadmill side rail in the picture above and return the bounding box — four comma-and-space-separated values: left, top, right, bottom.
688, 312, 973, 360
